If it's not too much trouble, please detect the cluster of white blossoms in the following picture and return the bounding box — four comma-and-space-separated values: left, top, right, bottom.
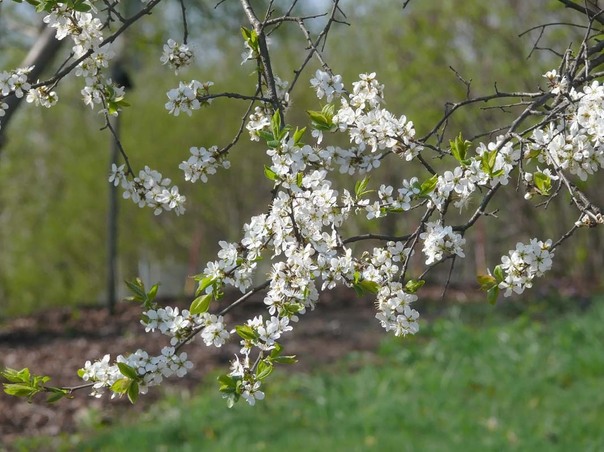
365, 179, 420, 220
420, 222, 466, 265
165, 80, 214, 116
217, 314, 294, 406
109, 164, 186, 215
310, 69, 345, 103
543, 69, 569, 95
41, 4, 127, 116
160, 39, 194, 74
179, 145, 231, 183
142, 306, 231, 347
80, 304, 233, 399
375, 283, 420, 337
430, 135, 521, 211
228, 354, 265, 406
43, 6, 103, 58
0, 67, 32, 98
80, 347, 193, 398
246, 105, 272, 141
498, 239, 554, 296
328, 71, 421, 159
25, 85, 59, 108
245, 75, 290, 140
530, 80, 604, 181
1, 68, 30, 130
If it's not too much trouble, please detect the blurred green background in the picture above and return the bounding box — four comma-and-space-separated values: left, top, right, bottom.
0, 0, 602, 317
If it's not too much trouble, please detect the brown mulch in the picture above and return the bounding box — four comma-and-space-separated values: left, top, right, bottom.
0, 288, 400, 447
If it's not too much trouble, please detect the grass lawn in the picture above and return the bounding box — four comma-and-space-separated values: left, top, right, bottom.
15, 296, 604, 451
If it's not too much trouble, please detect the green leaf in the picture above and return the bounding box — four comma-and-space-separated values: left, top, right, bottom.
241, 26, 252, 41
218, 374, 239, 395
190, 293, 212, 315
46, 388, 69, 403
293, 127, 306, 146
487, 286, 500, 305
111, 378, 130, 394
493, 265, 505, 282
255, 360, 273, 380
355, 177, 371, 198
195, 275, 217, 297
68, 0, 92, 12
271, 110, 282, 139
419, 174, 438, 196
240, 27, 259, 52
125, 278, 146, 301
264, 165, 278, 181
127, 381, 140, 404
307, 110, 333, 130
117, 363, 139, 380
257, 130, 274, 142
269, 343, 283, 358
450, 132, 471, 164
525, 148, 541, 160
404, 279, 425, 294
3, 383, 36, 398
1, 367, 26, 383
272, 355, 298, 364
236, 325, 258, 341
477, 274, 497, 291
147, 283, 159, 301
481, 149, 499, 177
217, 374, 236, 389
353, 279, 379, 296
533, 172, 552, 195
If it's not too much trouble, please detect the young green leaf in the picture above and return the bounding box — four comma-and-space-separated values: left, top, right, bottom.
307, 110, 333, 130
117, 362, 139, 381
419, 174, 438, 196
110, 378, 130, 394
404, 279, 425, 294
533, 172, 552, 195
127, 381, 140, 404
195, 275, 217, 296
271, 110, 282, 139
272, 355, 298, 364
264, 165, 278, 181
487, 286, 500, 305
255, 360, 273, 380
477, 274, 497, 291
217, 374, 236, 392
124, 278, 146, 301
353, 279, 379, 296
293, 127, 306, 146
190, 293, 212, 315
236, 325, 258, 341
355, 177, 371, 198
449, 132, 471, 164
46, 388, 70, 403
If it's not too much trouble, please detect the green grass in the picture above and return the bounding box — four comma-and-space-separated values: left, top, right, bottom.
16, 297, 604, 451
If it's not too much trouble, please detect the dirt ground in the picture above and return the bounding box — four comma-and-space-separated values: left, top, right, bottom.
1, 287, 420, 447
